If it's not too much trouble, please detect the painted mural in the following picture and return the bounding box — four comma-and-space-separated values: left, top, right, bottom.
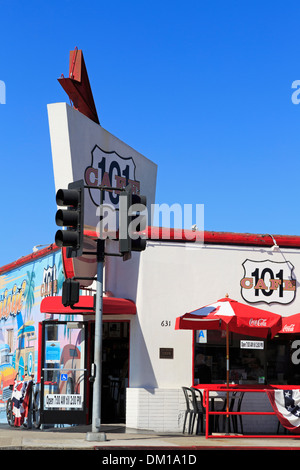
0, 250, 68, 422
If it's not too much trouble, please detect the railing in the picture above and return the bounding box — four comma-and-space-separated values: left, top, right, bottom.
202, 386, 300, 439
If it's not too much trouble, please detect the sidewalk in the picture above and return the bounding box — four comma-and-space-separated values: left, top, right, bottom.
1, 424, 300, 450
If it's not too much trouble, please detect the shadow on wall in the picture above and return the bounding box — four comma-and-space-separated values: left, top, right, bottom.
104, 242, 158, 388
104, 241, 140, 302
129, 313, 158, 389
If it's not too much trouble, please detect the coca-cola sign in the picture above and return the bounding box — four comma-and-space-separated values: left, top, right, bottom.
240, 259, 296, 305
282, 324, 296, 333
249, 318, 268, 327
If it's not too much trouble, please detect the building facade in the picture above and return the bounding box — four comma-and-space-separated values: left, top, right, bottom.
1, 231, 300, 433
1, 96, 300, 433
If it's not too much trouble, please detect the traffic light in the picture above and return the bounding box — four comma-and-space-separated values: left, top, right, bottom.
119, 185, 147, 259
55, 179, 85, 258
131, 192, 147, 251
62, 279, 80, 307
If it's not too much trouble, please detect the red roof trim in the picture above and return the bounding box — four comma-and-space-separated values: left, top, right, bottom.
61, 247, 75, 279
1, 228, 300, 275
0, 243, 60, 276
86, 227, 300, 248
204, 231, 300, 248
40, 295, 136, 316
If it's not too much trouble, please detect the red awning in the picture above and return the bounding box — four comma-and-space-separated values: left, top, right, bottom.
40, 296, 136, 316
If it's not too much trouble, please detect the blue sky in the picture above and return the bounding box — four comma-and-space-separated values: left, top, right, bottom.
1, 0, 300, 267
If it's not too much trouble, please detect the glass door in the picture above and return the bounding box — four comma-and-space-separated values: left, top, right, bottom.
40, 321, 89, 425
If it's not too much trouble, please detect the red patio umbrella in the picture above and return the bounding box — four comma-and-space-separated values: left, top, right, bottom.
175, 296, 283, 429
279, 314, 300, 334
175, 296, 282, 339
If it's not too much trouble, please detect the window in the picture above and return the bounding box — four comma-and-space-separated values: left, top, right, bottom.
194, 331, 300, 385
266, 335, 300, 385
6, 329, 14, 351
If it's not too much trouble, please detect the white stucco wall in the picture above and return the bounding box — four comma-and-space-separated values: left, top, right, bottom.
106, 238, 300, 432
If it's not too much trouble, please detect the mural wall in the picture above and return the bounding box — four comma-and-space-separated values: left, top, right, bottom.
0, 250, 66, 422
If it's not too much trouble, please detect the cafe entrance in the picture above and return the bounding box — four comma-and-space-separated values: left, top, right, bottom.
38, 319, 130, 426
39, 320, 89, 425
93, 320, 129, 423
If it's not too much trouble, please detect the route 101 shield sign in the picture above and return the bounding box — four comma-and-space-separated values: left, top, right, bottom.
240, 259, 296, 305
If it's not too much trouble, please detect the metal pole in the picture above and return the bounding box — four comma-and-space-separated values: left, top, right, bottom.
225, 324, 230, 434
86, 238, 106, 441
86, 193, 106, 442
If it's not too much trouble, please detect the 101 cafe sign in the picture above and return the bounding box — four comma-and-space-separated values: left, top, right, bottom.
240, 259, 296, 305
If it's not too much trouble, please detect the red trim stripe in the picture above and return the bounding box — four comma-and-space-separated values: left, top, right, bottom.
1, 229, 300, 275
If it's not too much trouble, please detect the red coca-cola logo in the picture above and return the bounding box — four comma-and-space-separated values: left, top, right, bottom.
282, 324, 295, 332
249, 318, 267, 327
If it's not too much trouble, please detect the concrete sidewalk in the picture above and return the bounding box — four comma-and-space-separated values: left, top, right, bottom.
0, 424, 300, 450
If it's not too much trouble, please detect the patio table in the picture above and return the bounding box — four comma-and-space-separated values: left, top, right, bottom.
193, 384, 300, 438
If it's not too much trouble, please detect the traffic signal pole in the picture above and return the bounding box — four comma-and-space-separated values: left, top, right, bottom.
55, 181, 147, 441
86, 186, 106, 441
86, 238, 106, 442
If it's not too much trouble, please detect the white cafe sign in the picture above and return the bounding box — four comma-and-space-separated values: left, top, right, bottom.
240, 340, 264, 350
240, 259, 296, 305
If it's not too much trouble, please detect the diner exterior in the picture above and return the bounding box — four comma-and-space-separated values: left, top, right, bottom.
4, 96, 300, 434
96, 228, 300, 435
1, 50, 300, 436
2, 229, 300, 434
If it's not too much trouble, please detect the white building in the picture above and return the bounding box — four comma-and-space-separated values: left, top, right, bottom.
1, 97, 299, 434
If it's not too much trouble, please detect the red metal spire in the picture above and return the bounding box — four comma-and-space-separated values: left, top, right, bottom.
58, 48, 100, 124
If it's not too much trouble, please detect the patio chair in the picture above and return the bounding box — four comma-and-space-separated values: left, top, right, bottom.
190, 387, 205, 434
277, 421, 288, 435
181, 387, 194, 434
231, 392, 244, 434
218, 391, 244, 434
